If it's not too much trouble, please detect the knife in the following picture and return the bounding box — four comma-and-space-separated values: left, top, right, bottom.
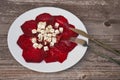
69, 28, 120, 56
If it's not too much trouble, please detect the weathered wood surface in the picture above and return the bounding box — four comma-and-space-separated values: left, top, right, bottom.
0, 0, 120, 80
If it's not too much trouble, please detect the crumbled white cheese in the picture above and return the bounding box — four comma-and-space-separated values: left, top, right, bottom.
52, 33, 56, 37
44, 36, 49, 41
37, 44, 43, 49
55, 29, 60, 34
44, 46, 49, 51
44, 41, 47, 45
52, 37, 57, 43
45, 28, 49, 33
37, 22, 42, 28
55, 22, 59, 28
37, 28, 41, 32
32, 29, 37, 34
31, 21, 62, 50
59, 27, 63, 33
47, 33, 52, 37
47, 25, 52, 29
40, 30, 45, 34
38, 34, 43, 41
47, 37, 52, 42
50, 42, 55, 47
37, 22, 46, 29
33, 43, 39, 49
50, 29, 54, 33
31, 38, 37, 43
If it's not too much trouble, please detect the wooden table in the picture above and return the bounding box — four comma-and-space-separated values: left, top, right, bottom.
0, 0, 120, 80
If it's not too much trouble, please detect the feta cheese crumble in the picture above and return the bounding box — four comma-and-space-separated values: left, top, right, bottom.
31, 21, 64, 51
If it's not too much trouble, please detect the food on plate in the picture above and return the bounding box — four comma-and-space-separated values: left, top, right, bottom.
17, 13, 78, 63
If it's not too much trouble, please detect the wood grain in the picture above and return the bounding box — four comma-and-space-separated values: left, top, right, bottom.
0, 0, 120, 80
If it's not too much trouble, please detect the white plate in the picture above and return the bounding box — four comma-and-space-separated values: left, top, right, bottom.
7, 7, 88, 73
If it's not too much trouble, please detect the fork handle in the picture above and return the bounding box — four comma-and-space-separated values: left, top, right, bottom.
90, 38, 120, 56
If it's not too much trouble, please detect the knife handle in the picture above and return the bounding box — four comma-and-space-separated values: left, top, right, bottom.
90, 38, 120, 56
69, 27, 120, 56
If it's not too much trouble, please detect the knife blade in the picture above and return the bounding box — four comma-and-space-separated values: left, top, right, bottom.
69, 27, 120, 55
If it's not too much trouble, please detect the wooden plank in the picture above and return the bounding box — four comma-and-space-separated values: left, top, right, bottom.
0, 0, 120, 80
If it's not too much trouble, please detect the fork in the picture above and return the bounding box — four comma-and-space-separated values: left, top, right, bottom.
70, 37, 120, 65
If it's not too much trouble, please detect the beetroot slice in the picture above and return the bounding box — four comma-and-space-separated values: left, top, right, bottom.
22, 47, 44, 63
60, 40, 77, 51
51, 47, 68, 63
17, 34, 32, 50
44, 50, 57, 63
55, 41, 70, 53
55, 40, 77, 54
55, 16, 68, 26
35, 13, 52, 23
61, 24, 78, 40
21, 20, 37, 36
45, 47, 68, 63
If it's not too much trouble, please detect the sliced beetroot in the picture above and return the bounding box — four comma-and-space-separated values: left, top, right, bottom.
22, 47, 44, 63
44, 50, 57, 63
47, 47, 68, 63
55, 16, 68, 26
61, 40, 77, 51
55, 41, 70, 53
56, 34, 62, 43
52, 47, 68, 63
21, 20, 37, 36
61, 24, 78, 40
56, 40, 77, 54
17, 13, 78, 63
17, 34, 32, 50
35, 13, 52, 23
57, 52, 68, 63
